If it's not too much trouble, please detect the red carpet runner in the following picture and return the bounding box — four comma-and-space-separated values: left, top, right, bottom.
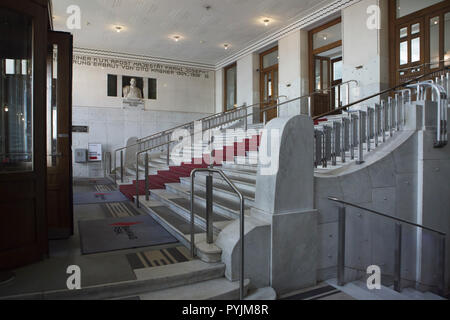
119, 134, 261, 200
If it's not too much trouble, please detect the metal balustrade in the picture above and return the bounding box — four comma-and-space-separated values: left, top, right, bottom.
329, 197, 447, 296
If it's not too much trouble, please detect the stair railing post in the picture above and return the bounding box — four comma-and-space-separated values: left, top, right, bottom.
357, 111, 364, 164
394, 223, 402, 292
190, 171, 196, 258
337, 206, 346, 286
145, 152, 149, 201
135, 152, 141, 208
308, 96, 312, 117
240, 197, 245, 300
120, 150, 124, 183
206, 174, 214, 244
381, 100, 386, 143
166, 141, 170, 166
438, 235, 446, 296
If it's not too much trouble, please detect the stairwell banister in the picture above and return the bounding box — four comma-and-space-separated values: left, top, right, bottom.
190, 168, 245, 300
328, 196, 447, 295
313, 66, 450, 121
406, 81, 448, 147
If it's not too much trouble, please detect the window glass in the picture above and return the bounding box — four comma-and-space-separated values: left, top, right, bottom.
315, 58, 321, 91
313, 23, 342, 50
262, 49, 278, 69
411, 23, 420, 35
400, 41, 408, 65
0, 8, 33, 173
430, 16, 440, 68
445, 13, 450, 66
322, 60, 329, 90
411, 37, 420, 62
333, 60, 342, 81
399, 27, 408, 38
225, 65, 236, 111
396, 0, 444, 18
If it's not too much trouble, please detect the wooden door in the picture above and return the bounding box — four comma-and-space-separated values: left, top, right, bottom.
312, 56, 331, 116
0, 0, 49, 270
46, 31, 73, 239
396, 18, 425, 84
260, 46, 279, 122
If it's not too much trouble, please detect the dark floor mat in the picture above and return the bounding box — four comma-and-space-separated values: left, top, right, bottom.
127, 246, 192, 270
74, 191, 128, 205
78, 215, 178, 254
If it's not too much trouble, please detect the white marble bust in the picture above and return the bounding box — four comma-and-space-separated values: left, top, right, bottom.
123, 78, 143, 99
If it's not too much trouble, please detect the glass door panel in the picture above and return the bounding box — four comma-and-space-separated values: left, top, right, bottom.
0, 8, 33, 173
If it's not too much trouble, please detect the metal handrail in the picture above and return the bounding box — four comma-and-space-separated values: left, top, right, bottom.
397, 58, 450, 72
313, 66, 450, 120
328, 197, 445, 235
190, 168, 245, 300
328, 196, 447, 295
312, 79, 359, 95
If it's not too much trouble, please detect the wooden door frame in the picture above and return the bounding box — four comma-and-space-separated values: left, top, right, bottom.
308, 17, 342, 94
388, 0, 450, 87
223, 62, 237, 112
0, 0, 49, 269
259, 46, 279, 122
47, 31, 73, 239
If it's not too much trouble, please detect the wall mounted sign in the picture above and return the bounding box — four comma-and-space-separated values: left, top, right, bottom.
72, 126, 89, 133
73, 54, 210, 79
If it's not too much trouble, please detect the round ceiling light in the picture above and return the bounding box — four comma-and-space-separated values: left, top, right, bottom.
173, 35, 181, 42
223, 44, 230, 50
263, 19, 270, 26
115, 25, 123, 33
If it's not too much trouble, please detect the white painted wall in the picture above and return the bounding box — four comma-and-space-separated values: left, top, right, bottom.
71, 54, 215, 177
278, 30, 309, 116
236, 53, 260, 123
342, 0, 390, 109
215, 69, 223, 114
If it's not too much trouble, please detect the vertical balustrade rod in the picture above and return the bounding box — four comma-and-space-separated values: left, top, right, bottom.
135, 153, 140, 208
374, 104, 379, 148
337, 206, 346, 286
190, 172, 196, 258
367, 110, 371, 153
438, 235, 446, 296
145, 152, 149, 201
381, 101, 386, 143
308, 96, 312, 117
357, 112, 364, 164
394, 223, 402, 292
166, 142, 170, 165
206, 174, 214, 244
120, 150, 124, 183
341, 119, 346, 163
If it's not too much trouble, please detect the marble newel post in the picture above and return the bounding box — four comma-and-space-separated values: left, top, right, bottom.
252, 114, 318, 295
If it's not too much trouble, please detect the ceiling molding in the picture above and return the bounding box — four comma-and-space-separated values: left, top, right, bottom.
72, 0, 359, 72
73, 47, 216, 71
214, 0, 357, 70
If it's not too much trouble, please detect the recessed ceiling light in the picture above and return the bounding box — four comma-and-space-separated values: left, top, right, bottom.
223, 44, 230, 50
4, 106, 8, 112
115, 25, 123, 33
263, 19, 270, 26
173, 35, 181, 42
323, 35, 327, 40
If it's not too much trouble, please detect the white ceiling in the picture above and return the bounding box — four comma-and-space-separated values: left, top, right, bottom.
52, 0, 334, 66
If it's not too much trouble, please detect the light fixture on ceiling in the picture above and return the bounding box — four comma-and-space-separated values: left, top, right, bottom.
263, 18, 270, 26
223, 44, 230, 50
322, 35, 328, 41
4, 106, 8, 112
115, 25, 123, 33
173, 35, 181, 42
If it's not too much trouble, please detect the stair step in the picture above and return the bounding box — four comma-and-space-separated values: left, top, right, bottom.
165, 183, 247, 218
150, 189, 232, 232
3, 260, 225, 300
135, 277, 250, 300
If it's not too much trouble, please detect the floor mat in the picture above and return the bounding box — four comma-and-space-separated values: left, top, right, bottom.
78, 215, 178, 254
74, 191, 128, 205
127, 246, 192, 269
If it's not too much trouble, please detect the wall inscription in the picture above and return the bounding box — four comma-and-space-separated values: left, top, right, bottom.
73, 54, 210, 79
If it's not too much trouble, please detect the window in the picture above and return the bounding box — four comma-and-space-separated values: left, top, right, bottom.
148, 78, 157, 100
224, 63, 236, 111
107, 74, 117, 97
396, 0, 444, 18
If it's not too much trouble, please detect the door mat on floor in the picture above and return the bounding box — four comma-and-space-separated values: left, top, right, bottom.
73, 178, 115, 185
74, 191, 128, 205
126, 246, 192, 270
79, 215, 178, 254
